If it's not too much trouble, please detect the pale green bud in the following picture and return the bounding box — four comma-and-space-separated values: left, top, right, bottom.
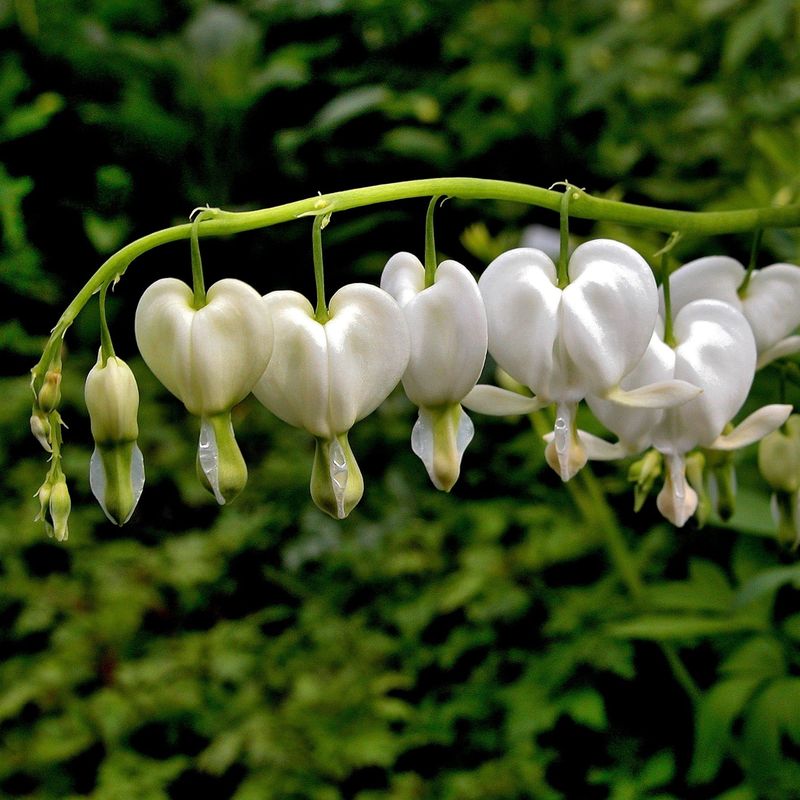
758, 415, 800, 494
705, 450, 736, 522
84, 354, 140, 445
34, 478, 53, 522
85, 353, 144, 525
311, 434, 363, 519
30, 408, 52, 452
771, 491, 800, 550
628, 448, 662, 512
38, 369, 62, 413
48, 475, 70, 542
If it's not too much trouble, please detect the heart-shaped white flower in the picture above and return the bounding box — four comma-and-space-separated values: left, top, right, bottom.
479, 240, 697, 480
585, 299, 790, 526
252, 283, 410, 518
381, 252, 487, 490
135, 277, 273, 505
664, 256, 800, 367
135, 277, 272, 416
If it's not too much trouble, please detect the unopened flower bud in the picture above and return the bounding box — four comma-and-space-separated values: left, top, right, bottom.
628, 449, 662, 512
311, 434, 364, 519
771, 491, 800, 550
48, 475, 71, 542
38, 369, 62, 413
30, 408, 52, 452
85, 353, 144, 524
705, 449, 736, 522
758, 415, 800, 494
34, 478, 53, 521
85, 354, 140, 444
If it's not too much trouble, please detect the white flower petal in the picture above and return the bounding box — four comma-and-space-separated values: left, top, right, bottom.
252, 291, 330, 436
543, 429, 630, 460
135, 278, 272, 417
562, 239, 658, 395
479, 247, 561, 398
587, 331, 675, 452
326, 283, 410, 433
741, 264, 800, 352
254, 284, 410, 439
379, 251, 426, 308
710, 404, 793, 451
662, 255, 744, 320
383, 258, 487, 407
656, 454, 698, 527
462, 384, 547, 415
604, 379, 701, 408
757, 335, 800, 369
653, 300, 756, 453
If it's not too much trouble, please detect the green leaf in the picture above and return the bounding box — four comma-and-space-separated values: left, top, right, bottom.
720, 636, 785, 679
645, 559, 733, 613
313, 85, 391, 133
605, 614, 765, 640
734, 564, 800, 608
742, 677, 800, 791
640, 750, 675, 790
562, 688, 606, 731
690, 676, 764, 784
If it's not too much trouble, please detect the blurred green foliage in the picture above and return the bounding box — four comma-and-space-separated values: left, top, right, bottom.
3, 0, 800, 797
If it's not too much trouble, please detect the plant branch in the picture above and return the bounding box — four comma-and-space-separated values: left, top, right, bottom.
31, 178, 800, 386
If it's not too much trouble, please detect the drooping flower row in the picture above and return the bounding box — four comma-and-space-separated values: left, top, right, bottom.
72, 238, 800, 530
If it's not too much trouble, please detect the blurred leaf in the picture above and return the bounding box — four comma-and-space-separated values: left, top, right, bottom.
606, 613, 766, 640
313, 85, 392, 133
690, 676, 764, 784
84, 212, 132, 255
734, 563, 800, 608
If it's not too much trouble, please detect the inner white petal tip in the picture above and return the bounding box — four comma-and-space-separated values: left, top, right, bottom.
329, 437, 349, 518
198, 418, 226, 505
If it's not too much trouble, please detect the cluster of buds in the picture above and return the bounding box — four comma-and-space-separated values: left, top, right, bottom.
30, 354, 71, 540
29, 223, 800, 536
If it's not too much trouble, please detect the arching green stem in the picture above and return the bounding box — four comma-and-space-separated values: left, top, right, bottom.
31, 178, 800, 389
98, 282, 115, 365
424, 195, 441, 288
738, 228, 763, 296
312, 213, 329, 323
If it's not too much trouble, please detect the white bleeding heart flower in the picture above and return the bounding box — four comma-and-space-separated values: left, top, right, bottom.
84, 352, 144, 525
380, 252, 488, 491
664, 255, 800, 368
586, 299, 791, 526
135, 277, 273, 505
586, 330, 676, 457
478, 240, 698, 481
252, 283, 410, 519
